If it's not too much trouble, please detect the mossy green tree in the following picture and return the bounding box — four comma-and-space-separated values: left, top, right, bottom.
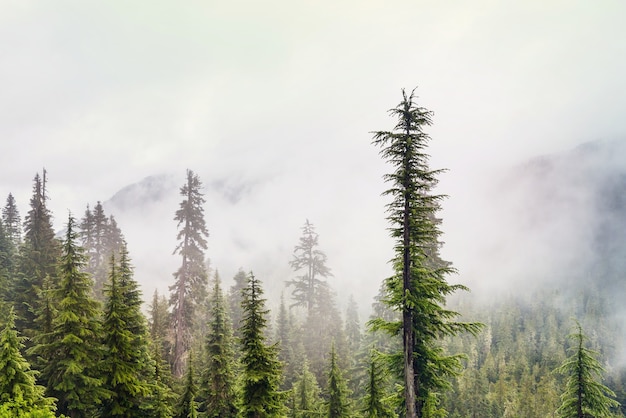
370, 89, 482, 418
0, 308, 56, 416
34, 214, 109, 418
556, 321, 620, 418
239, 271, 286, 417
199, 271, 237, 417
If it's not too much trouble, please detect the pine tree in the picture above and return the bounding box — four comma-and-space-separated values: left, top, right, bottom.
286, 220, 332, 314
149, 289, 173, 373
0, 308, 56, 415
175, 354, 198, 418
13, 172, 61, 339
100, 251, 150, 417
169, 170, 209, 378
239, 271, 286, 417
200, 271, 237, 417
0, 220, 13, 310
35, 214, 109, 418
556, 321, 620, 418
370, 89, 482, 418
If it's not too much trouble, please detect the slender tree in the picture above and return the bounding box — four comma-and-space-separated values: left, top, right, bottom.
199, 271, 237, 417
370, 89, 482, 417
286, 220, 332, 314
292, 360, 322, 418
556, 321, 620, 418
239, 271, 285, 417
13, 172, 61, 339
175, 354, 198, 418
35, 214, 109, 418
228, 268, 248, 340
326, 342, 351, 418
0, 308, 56, 415
361, 352, 394, 418
2, 193, 21, 249
169, 169, 209, 377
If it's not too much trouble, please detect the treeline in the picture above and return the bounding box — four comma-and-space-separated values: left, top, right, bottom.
1, 90, 624, 417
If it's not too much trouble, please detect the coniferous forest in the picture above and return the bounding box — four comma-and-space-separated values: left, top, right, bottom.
1, 91, 626, 418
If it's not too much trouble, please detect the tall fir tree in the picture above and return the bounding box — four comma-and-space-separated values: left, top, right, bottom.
0, 308, 56, 415
556, 321, 620, 418
370, 89, 482, 417
34, 214, 109, 418
100, 251, 151, 417
169, 169, 209, 378
13, 171, 61, 339
239, 271, 285, 417
199, 271, 237, 417
286, 220, 332, 314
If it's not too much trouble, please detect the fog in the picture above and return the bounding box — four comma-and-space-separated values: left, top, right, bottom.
2, 2, 626, 316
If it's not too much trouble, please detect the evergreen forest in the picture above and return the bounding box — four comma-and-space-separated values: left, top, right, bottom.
1, 91, 625, 418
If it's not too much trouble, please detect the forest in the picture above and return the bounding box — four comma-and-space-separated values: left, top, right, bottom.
1, 91, 625, 418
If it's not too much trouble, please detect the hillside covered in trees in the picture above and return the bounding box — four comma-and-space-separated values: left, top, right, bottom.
1, 93, 625, 418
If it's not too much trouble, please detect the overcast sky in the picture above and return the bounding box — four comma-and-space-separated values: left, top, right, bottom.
2, 1, 626, 311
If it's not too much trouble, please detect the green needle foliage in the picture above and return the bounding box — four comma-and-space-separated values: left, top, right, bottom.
361, 351, 394, 418
292, 360, 322, 418
0, 308, 56, 416
200, 272, 237, 417
370, 88, 482, 418
36, 214, 109, 418
326, 343, 351, 418
175, 354, 199, 418
556, 321, 620, 418
239, 271, 286, 418
100, 251, 150, 417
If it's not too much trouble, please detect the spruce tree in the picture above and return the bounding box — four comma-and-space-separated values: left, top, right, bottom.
100, 251, 150, 417
169, 169, 209, 377
370, 89, 482, 417
149, 289, 173, 373
556, 321, 620, 418
199, 271, 237, 417
0, 308, 56, 415
35, 214, 109, 418
326, 343, 351, 418
239, 271, 285, 417
13, 172, 61, 339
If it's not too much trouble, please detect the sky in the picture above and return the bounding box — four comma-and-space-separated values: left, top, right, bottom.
2, 1, 626, 313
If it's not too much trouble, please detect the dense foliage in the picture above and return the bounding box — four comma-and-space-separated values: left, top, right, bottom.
1, 89, 626, 417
